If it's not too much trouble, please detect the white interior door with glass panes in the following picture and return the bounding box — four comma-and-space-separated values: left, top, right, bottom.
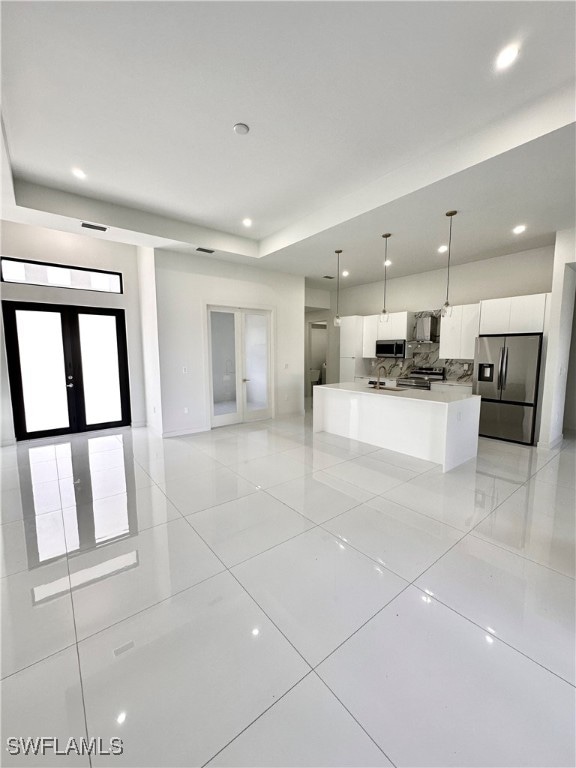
209, 307, 272, 427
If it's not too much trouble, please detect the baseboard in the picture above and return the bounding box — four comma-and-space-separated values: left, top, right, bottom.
161, 426, 210, 438
537, 433, 564, 450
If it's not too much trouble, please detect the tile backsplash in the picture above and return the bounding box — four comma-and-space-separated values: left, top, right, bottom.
373, 343, 474, 382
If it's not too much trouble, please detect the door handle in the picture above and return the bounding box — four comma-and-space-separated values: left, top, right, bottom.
497, 347, 504, 390
242, 379, 251, 383
502, 347, 509, 390
66, 383, 74, 388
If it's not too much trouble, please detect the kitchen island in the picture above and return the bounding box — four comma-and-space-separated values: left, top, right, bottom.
313, 382, 481, 472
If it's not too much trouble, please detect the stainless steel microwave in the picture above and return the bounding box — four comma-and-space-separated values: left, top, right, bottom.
375, 339, 414, 359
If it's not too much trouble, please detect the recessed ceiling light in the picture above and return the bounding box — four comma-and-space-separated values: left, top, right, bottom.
116, 712, 126, 725
342, 270, 349, 277
496, 43, 520, 70
233, 123, 250, 135
512, 224, 526, 234
438, 245, 448, 254
384, 259, 392, 267
72, 167, 86, 179
242, 218, 252, 227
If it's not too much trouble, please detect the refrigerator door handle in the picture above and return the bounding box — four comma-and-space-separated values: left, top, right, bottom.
497, 346, 505, 390
502, 346, 509, 390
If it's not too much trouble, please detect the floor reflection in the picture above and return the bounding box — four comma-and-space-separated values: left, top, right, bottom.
13, 432, 139, 571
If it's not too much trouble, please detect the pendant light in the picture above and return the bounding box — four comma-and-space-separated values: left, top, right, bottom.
333, 249, 343, 327
380, 233, 391, 322
441, 210, 457, 317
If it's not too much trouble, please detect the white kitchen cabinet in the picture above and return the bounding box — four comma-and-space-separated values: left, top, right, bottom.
375, 311, 414, 342
362, 314, 379, 358
430, 382, 473, 395
439, 303, 479, 360
479, 298, 511, 335
509, 293, 547, 333
479, 294, 546, 335
339, 315, 364, 357
439, 305, 463, 359
460, 303, 480, 359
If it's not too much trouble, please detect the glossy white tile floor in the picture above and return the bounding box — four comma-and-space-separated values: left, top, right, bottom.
1, 420, 574, 767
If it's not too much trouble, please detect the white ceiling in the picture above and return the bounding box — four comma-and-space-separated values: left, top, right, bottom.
263, 124, 575, 288
1, 1, 575, 285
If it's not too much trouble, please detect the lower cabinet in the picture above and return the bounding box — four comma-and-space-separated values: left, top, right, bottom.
430, 382, 473, 395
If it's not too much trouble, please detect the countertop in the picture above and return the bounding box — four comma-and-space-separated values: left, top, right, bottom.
317, 382, 479, 404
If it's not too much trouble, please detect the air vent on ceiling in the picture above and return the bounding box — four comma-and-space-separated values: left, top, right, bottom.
196, 247, 215, 254
322, 275, 335, 279
82, 222, 107, 232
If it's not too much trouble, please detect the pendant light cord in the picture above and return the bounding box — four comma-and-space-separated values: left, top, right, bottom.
381, 233, 391, 313
383, 238, 388, 311
336, 250, 341, 317
446, 213, 454, 306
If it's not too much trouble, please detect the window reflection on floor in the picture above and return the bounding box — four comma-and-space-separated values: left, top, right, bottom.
15, 432, 136, 570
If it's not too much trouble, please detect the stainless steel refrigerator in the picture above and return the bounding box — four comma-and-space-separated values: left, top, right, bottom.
473, 333, 543, 445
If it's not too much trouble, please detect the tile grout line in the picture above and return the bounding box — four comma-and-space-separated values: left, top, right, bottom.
409, 588, 576, 689
311, 670, 399, 768
0, 642, 78, 683
309, 459, 571, 674
4, 426, 573, 766
178, 512, 315, 671
56, 453, 94, 768
68, 568, 228, 647
198, 670, 316, 768
313, 474, 576, 684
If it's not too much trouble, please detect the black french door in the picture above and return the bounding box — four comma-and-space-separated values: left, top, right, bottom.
3, 301, 131, 441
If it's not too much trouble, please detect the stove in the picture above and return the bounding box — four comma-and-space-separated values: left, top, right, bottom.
396, 367, 445, 390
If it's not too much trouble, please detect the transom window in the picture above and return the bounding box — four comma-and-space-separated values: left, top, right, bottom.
0, 257, 123, 294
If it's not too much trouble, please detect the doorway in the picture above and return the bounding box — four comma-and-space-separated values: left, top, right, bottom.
306, 321, 327, 402
208, 307, 272, 427
3, 301, 131, 441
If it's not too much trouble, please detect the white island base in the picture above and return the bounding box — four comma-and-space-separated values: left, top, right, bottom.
313, 383, 481, 472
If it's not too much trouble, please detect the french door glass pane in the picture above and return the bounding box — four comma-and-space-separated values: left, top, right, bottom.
78, 314, 122, 425
15, 310, 69, 433
244, 313, 268, 411
210, 311, 238, 416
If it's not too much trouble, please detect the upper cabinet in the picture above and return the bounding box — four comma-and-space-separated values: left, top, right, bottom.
361, 311, 415, 356
460, 304, 481, 358
339, 315, 364, 357
362, 315, 379, 358
375, 311, 415, 342
479, 293, 547, 335
508, 293, 547, 333
439, 303, 480, 360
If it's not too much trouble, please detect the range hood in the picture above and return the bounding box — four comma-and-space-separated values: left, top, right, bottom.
415, 315, 440, 343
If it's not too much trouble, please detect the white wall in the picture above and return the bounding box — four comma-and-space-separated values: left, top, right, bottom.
154, 249, 305, 436
564, 296, 576, 432
338, 247, 554, 316
539, 230, 576, 447
136, 246, 163, 434
305, 286, 331, 310
0, 221, 146, 443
